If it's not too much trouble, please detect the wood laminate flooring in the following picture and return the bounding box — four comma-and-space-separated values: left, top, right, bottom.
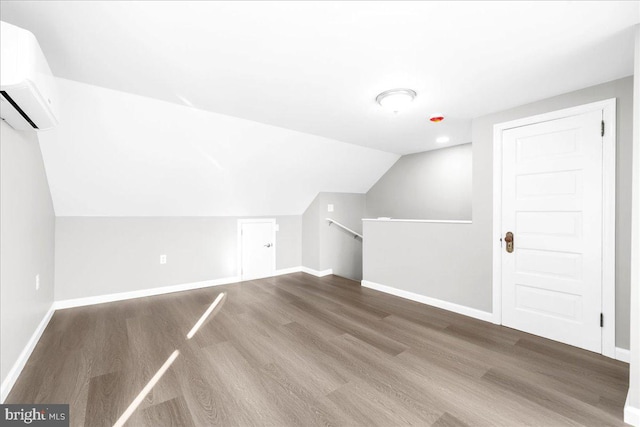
6, 273, 630, 426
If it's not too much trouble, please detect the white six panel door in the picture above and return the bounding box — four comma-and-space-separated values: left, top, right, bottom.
501, 110, 603, 353
240, 221, 275, 280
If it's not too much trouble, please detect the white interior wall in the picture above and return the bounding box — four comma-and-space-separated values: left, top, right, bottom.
301, 195, 321, 271
624, 23, 640, 427
366, 143, 472, 220
319, 193, 365, 280
363, 76, 634, 350
41, 77, 398, 301
0, 122, 56, 400
37, 78, 398, 217
54, 216, 301, 301
301, 192, 365, 280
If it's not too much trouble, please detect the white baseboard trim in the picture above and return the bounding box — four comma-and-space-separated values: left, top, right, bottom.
301, 267, 333, 277
615, 347, 630, 363
243, 267, 304, 281
54, 267, 311, 311
361, 279, 494, 323
54, 276, 241, 310
273, 266, 303, 276
1, 303, 56, 403
625, 393, 640, 427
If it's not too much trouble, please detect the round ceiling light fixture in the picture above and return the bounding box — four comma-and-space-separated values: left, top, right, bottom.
376, 88, 417, 113
429, 114, 445, 122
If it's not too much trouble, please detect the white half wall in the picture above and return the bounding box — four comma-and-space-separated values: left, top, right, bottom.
363, 220, 488, 311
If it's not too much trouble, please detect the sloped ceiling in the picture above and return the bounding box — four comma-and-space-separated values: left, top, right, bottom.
38, 79, 398, 216
2, 1, 639, 154
2, 1, 639, 217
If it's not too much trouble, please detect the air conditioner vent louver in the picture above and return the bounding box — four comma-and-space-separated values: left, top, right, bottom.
1, 90, 38, 129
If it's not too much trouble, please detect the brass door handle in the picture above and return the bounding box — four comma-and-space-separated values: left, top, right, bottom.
504, 232, 514, 253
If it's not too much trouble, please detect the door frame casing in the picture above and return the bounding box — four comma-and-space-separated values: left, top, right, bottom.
492, 98, 616, 358
237, 218, 277, 280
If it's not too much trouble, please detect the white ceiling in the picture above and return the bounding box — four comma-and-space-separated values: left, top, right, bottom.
2, 1, 638, 154
37, 78, 398, 216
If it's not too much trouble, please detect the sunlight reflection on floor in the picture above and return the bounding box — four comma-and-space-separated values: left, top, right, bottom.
112, 291, 226, 427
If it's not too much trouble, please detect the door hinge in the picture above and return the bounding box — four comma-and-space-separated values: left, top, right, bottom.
600, 313, 604, 327
601, 120, 605, 137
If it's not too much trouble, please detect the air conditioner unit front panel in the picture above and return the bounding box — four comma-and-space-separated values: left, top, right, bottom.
0, 21, 59, 131
1, 81, 58, 130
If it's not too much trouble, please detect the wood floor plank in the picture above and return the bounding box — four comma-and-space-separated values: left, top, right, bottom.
383, 316, 606, 408
204, 341, 293, 426
432, 412, 469, 427
84, 371, 128, 427
326, 379, 439, 426
170, 344, 238, 426
5, 273, 629, 426
328, 333, 446, 424
225, 319, 350, 397
257, 361, 348, 426
394, 347, 584, 427
142, 396, 195, 427
290, 298, 409, 356
89, 313, 128, 378
481, 368, 621, 426
125, 315, 182, 410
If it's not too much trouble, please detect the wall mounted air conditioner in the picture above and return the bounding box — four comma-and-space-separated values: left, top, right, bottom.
0, 21, 59, 131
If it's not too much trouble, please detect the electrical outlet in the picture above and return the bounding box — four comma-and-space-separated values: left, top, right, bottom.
35, 274, 40, 291
328, 204, 334, 212
160, 254, 167, 264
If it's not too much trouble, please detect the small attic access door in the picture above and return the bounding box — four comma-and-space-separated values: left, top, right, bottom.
238, 219, 276, 280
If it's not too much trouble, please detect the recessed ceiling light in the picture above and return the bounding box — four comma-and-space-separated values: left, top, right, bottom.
436, 136, 450, 144
430, 114, 445, 122
376, 89, 416, 113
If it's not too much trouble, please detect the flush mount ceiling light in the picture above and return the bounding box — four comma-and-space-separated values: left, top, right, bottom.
436, 136, 450, 144
376, 88, 416, 113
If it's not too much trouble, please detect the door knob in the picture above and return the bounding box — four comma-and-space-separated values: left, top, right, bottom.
504, 232, 514, 253
264, 243, 272, 248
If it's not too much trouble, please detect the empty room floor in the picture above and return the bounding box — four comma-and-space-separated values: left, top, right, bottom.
6, 273, 629, 426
